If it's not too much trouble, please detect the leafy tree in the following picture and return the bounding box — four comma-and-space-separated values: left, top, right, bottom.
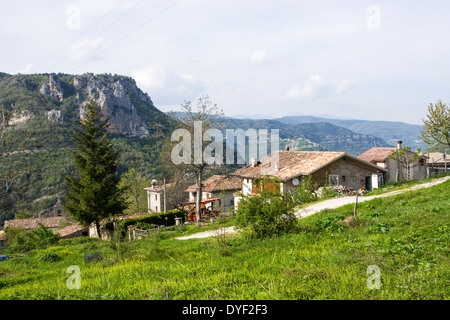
421, 100, 450, 149
119, 168, 149, 214
63, 100, 129, 238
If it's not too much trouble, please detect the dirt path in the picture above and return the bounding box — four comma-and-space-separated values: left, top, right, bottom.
175, 226, 237, 240
295, 175, 450, 218
176, 176, 450, 240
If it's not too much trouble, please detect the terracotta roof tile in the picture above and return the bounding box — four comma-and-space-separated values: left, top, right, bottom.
144, 182, 175, 193
357, 147, 397, 163
4, 217, 64, 230
185, 175, 242, 193
231, 150, 385, 180
56, 223, 86, 238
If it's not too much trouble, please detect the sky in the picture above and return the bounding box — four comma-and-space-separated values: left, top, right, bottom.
1, 0, 450, 125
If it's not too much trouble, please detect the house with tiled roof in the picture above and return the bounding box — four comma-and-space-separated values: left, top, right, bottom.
185, 175, 243, 214
424, 152, 449, 175
0, 216, 90, 250
144, 181, 176, 213
358, 141, 427, 182
230, 149, 387, 210
4, 216, 64, 231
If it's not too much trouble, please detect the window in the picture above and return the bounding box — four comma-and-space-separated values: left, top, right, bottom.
329, 175, 339, 186
341, 176, 346, 183
155, 206, 158, 213
155, 194, 158, 201
57, 210, 62, 216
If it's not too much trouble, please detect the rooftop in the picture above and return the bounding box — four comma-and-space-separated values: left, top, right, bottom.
231, 150, 385, 180
185, 175, 242, 193
357, 147, 397, 163
4, 217, 64, 230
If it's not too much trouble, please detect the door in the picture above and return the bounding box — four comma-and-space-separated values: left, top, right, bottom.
365, 176, 372, 191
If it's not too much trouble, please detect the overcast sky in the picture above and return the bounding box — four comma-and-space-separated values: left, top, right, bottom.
1, 0, 450, 124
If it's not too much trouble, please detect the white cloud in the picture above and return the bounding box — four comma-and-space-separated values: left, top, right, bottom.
286, 74, 331, 101
17, 63, 33, 74
70, 37, 104, 60
250, 50, 267, 64
335, 80, 353, 94
130, 63, 206, 105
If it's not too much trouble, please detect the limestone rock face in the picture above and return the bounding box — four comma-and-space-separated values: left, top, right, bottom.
74, 73, 150, 137
40, 74, 64, 102
47, 110, 63, 123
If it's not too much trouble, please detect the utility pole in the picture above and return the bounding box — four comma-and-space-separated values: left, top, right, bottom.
163, 177, 167, 213
445, 149, 448, 173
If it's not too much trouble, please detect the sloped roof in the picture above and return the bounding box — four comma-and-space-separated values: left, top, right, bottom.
4, 217, 64, 230
231, 150, 385, 180
144, 182, 175, 193
357, 147, 397, 163
185, 175, 242, 193
55, 223, 87, 238
425, 152, 450, 164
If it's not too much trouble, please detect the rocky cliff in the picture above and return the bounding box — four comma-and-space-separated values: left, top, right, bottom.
36, 73, 163, 136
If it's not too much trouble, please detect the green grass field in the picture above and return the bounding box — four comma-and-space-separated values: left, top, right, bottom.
0, 179, 449, 300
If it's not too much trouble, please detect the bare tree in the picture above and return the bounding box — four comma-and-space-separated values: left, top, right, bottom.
164, 95, 224, 225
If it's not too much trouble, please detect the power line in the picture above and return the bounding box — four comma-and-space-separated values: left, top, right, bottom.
31, 0, 129, 73
47, 0, 148, 73
69, 0, 182, 74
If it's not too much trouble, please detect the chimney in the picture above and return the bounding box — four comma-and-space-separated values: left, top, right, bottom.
250, 158, 257, 167
397, 141, 403, 150
151, 179, 157, 186
285, 145, 290, 151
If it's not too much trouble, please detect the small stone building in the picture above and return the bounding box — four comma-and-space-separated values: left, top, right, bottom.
358, 142, 427, 183
231, 150, 387, 210
185, 175, 243, 213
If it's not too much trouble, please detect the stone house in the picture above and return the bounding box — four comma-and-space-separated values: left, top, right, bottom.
231, 150, 387, 210
425, 152, 449, 175
358, 141, 427, 183
144, 181, 175, 213
0, 216, 89, 250
185, 175, 243, 214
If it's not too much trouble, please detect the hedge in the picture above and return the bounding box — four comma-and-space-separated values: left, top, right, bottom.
104, 209, 184, 238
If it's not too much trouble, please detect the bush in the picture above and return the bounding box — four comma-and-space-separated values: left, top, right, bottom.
236, 190, 298, 238
40, 252, 61, 262
8, 224, 60, 252
84, 252, 103, 264
104, 209, 184, 239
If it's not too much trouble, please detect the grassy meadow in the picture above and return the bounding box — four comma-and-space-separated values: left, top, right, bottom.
0, 179, 449, 300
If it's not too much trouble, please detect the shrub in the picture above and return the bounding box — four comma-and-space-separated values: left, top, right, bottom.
236, 190, 298, 238
40, 252, 61, 262
8, 224, 60, 252
104, 209, 183, 239
84, 252, 103, 264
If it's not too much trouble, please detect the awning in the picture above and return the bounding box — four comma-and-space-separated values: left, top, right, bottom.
185, 197, 222, 205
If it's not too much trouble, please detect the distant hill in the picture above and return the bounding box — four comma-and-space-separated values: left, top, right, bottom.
275, 115, 425, 151
0, 72, 171, 221
221, 117, 390, 156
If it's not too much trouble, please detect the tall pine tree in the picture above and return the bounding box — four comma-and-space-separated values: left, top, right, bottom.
64, 101, 128, 238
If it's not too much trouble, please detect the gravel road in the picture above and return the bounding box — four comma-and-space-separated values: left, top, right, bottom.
176, 176, 450, 240
295, 175, 450, 218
